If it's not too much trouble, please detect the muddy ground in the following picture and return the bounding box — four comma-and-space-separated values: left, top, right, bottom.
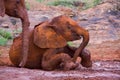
0, 61, 120, 80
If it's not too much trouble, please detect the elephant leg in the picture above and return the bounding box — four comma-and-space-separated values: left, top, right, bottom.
0, 0, 5, 17
42, 49, 78, 71
64, 45, 92, 67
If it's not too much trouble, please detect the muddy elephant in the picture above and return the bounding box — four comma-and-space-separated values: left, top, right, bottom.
34, 15, 90, 62
0, 0, 30, 67
9, 15, 92, 70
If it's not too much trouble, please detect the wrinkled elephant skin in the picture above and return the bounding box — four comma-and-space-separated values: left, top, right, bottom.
9, 16, 92, 70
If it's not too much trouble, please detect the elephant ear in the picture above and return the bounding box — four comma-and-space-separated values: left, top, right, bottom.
33, 25, 67, 48
0, 0, 5, 17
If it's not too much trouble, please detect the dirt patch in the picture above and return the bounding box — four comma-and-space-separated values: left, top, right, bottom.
88, 40, 120, 61
0, 61, 120, 80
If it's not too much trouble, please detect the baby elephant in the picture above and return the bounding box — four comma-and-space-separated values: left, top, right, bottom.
9, 15, 92, 70
9, 30, 79, 70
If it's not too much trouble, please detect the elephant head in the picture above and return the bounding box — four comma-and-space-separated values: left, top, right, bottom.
33, 15, 89, 62
34, 21, 67, 48
0, 0, 27, 18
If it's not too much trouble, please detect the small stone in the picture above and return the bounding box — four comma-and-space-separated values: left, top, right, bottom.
1, 23, 9, 28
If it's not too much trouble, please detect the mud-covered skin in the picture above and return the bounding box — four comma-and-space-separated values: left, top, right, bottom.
34, 15, 89, 63
9, 30, 79, 70
9, 15, 92, 70
0, 0, 30, 67
9, 31, 91, 70
64, 46, 92, 67
48, 15, 89, 62
34, 15, 91, 67
42, 49, 79, 70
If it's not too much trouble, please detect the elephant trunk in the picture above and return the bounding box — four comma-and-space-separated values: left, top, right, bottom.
72, 26, 89, 62
18, 7, 30, 67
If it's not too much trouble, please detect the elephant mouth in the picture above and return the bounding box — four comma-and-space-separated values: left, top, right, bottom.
69, 33, 81, 41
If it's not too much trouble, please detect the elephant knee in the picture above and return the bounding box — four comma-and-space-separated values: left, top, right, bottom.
41, 61, 54, 71
60, 60, 79, 70
59, 53, 79, 70
60, 53, 72, 61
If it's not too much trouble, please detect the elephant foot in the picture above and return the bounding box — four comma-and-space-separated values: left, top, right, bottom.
81, 59, 92, 68
60, 61, 79, 70
80, 49, 92, 68
19, 59, 26, 68
42, 53, 79, 71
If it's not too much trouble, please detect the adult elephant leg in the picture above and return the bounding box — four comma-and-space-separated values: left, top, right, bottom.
0, 0, 5, 17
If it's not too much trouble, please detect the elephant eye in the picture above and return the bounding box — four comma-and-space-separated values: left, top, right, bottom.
67, 26, 71, 29
66, 22, 72, 30
67, 25, 73, 31
16, 0, 20, 4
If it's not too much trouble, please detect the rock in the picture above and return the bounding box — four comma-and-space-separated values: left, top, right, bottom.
1, 23, 9, 28
10, 18, 17, 25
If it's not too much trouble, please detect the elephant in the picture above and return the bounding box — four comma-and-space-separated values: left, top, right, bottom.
9, 30, 80, 70
0, 0, 30, 67
34, 15, 90, 62
9, 15, 92, 70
